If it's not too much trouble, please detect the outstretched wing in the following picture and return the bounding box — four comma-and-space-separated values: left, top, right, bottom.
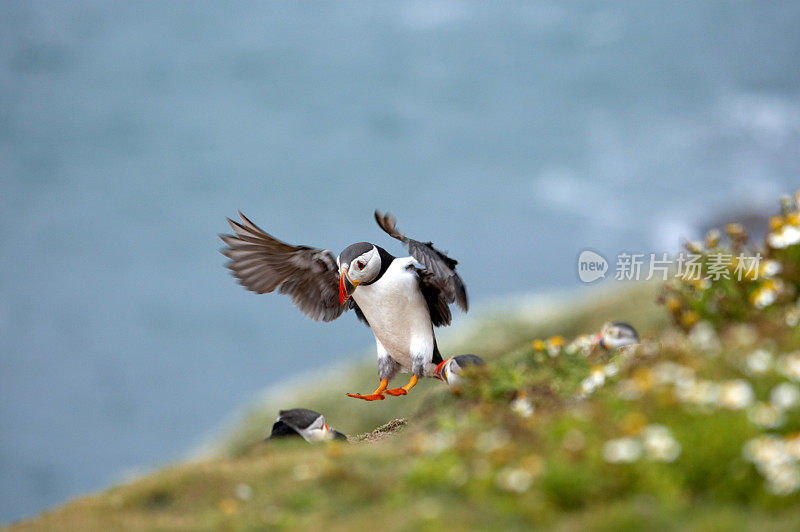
220, 211, 365, 323
375, 211, 469, 314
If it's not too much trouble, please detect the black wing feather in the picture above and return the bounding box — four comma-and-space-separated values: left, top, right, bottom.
375, 211, 469, 316
220, 211, 367, 324
268, 420, 301, 440
416, 268, 453, 327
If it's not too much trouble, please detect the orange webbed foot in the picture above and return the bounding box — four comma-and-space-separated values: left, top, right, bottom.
346, 393, 385, 401
347, 380, 388, 401
384, 375, 417, 397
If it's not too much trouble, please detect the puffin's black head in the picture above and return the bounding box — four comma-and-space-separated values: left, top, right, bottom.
337, 242, 391, 304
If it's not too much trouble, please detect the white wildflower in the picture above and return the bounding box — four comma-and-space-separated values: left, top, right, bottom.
580, 367, 606, 395
676, 379, 719, 406
641, 425, 681, 462
652, 362, 695, 387
495, 467, 533, 493
785, 434, 800, 460
602, 437, 642, 464
743, 436, 786, 466
690, 321, 720, 353
748, 402, 786, 429
510, 396, 535, 418
546, 336, 565, 357
742, 435, 800, 494
764, 461, 800, 495
753, 288, 777, 309
786, 304, 800, 327
566, 334, 595, 356
728, 324, 759, 347
235, 483, 252, 501
771, 383, 800, 411
718, 379, 755, 409
760, 260, 782, 278
777, 352, 800, 381
685, 240, 704, 254
768, 225, 800, 249
674, 366, 697, 388
745, 349, 773, 375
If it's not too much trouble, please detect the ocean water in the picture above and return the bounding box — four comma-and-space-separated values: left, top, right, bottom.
1, 1, 799, 524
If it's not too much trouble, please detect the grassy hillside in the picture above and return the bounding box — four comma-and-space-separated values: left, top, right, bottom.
10, 193, 800, 531
211, 282, 666, 459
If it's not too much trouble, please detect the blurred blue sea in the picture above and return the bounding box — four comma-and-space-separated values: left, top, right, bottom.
1, 1, 799, 524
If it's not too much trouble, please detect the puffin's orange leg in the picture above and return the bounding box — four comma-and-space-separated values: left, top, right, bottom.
347, 379, 388, 401
385, 375, 418, 396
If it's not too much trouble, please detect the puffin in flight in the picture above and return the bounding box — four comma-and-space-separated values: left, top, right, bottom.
220, 210, 468, 401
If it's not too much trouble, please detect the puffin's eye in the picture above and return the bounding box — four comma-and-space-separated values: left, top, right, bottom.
357, 260, 366, 270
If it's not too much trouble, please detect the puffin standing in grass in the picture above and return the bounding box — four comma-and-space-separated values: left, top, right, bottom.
566, 322, 640, 356
434, 354, 485, 387
220, 210, 468, 401
595, 322, 639, 350
268, 408, 346, 442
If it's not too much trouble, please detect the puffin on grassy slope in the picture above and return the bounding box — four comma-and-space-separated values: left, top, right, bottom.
268, 408, 346, 442
596, 322, 639, 350
220, 211, 468, 401
433, 354, 486, 387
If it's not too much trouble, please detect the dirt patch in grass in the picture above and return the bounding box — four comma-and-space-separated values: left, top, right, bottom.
349, 418, 407, 443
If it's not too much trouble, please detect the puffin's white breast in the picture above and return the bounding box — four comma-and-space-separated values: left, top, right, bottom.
352, 257, 434, 369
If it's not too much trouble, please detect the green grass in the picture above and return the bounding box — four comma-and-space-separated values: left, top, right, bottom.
9, 281, 800, 531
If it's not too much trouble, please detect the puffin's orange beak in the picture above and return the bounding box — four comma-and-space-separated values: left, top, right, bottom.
593, 332, 606, 350
339, 273, 348, 305
339, 270, 358, 305
434, 359, 449, 381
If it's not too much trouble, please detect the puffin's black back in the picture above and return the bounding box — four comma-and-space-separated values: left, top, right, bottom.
278, 408, 322, 430
267, 420, 300, 440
